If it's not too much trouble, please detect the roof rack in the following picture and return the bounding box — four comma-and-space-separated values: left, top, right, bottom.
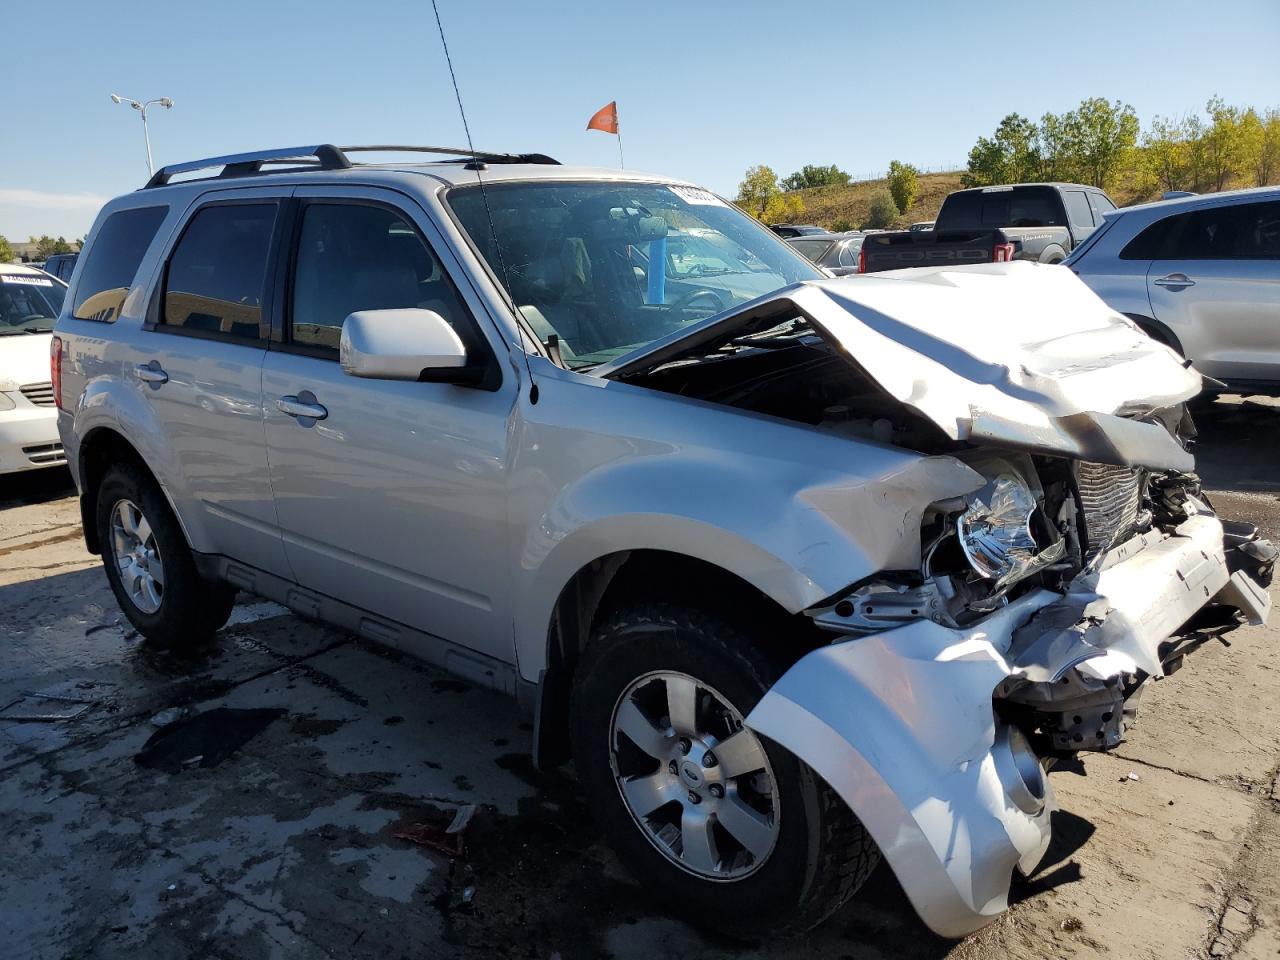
144, 143, 559, 188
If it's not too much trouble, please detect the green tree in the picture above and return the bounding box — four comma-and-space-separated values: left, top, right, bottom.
1037, 111, 1076, 181
30, 235, 74, 258
781, 164, 851, 191
0, 235, 13, 263
831, 218, 853, 233
1256, 109, 1280, 185
863, 188, 898, 230
1060, 98, 1139, 188
1141, 114, 1192, 193
736, 165, 783, 220
886, 160, 920, 213
962, 113, 1041, 186
1203, 96, 1248, 190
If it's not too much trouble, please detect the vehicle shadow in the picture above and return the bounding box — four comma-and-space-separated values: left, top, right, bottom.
1192, 395, 1280, 494
0, 466, 75, 510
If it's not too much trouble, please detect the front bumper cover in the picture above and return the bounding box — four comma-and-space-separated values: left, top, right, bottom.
744, 513, 1271, 937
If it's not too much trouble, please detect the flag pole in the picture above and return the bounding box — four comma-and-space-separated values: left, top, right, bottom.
616, 114, 625, 169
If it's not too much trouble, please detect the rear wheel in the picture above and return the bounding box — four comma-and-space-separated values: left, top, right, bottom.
96, 462, 235, 648
570, 602, 878, 938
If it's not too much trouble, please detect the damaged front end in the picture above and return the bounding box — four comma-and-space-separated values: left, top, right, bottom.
746, 430, 1274, 938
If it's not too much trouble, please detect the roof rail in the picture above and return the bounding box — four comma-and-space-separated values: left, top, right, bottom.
145, 145, 351, 188
144, 143, 559, 189
339, 145, 560, 166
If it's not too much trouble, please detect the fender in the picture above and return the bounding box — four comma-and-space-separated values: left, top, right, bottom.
745, 591, 1058, 938
508, 371, 986, 681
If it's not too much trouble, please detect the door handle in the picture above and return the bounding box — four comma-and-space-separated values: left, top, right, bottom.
133, 362, 168, 385
1153, 274, 1195, 287
276, 393, 328, 421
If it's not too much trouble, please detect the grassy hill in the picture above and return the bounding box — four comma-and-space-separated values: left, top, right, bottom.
787, 167, 1264, 232
787, 171, 967, 231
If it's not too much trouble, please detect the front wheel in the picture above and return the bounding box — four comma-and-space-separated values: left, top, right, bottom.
96, 462, 236, 648
570, 603, 879, 938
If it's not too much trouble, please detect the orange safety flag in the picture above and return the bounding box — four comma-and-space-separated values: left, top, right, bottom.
586, 101, 619, 135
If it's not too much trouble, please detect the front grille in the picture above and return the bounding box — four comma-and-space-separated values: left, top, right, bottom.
22, 442, 66, 465
19, 381, 55, 407
1075, 461, 1145, 560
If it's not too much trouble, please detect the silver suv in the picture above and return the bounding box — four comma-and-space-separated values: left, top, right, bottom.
54, 145, 1273, 939
1066, 186, 1280, 394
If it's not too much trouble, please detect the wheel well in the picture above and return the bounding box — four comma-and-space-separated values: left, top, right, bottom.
1126, 313, 1185, 356
533, 549, 827, 769
78, 428, 158, 555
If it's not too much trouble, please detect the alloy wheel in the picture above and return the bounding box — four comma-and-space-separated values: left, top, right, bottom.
609, 670, 779, 881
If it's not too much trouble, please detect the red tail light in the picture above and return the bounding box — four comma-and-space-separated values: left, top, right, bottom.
857, 246, 867, 273
51, 336, 64, 411
993, 242, 1016, 263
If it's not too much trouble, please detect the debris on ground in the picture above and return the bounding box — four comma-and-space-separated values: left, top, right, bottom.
1061, 916, 1083, 932
1121, 771, 1140, 782
393, 803, 477, 857
0, 685, 109, 722
134, 707, 286, 773
149, 706, 188, 727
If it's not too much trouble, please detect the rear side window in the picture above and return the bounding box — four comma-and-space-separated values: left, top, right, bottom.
72, 206, 168, 321
163, 204, 277, 340
788, 238, 833, 262
1063, 191, 1094, 229
1121, 200, 1280, 261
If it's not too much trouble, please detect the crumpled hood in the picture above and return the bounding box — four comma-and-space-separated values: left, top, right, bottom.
602, 261, 1200, 471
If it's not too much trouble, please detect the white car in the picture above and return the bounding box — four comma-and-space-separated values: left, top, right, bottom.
1, 264, 66, 473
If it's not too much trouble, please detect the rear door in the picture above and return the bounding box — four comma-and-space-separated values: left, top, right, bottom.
260, 186, 516, 663
136, 187, 290, 577
1147, 198, 1280, 382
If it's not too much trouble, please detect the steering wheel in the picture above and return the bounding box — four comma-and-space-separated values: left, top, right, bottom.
666, 288, 724, 322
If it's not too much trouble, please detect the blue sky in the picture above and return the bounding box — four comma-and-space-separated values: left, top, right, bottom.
3, 0, 1278, 240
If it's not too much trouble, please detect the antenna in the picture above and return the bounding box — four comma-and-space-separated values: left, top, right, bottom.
430, 0, 540, 404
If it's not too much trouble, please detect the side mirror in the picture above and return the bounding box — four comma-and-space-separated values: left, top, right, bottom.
340, 308, 474, 382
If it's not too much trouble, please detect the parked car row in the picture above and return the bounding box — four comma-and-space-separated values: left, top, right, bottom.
0, 263, 67, 474
48, 144, 1274, 940
780, 182, 1278, 396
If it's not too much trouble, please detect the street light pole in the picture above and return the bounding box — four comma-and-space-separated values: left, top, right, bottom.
110, 95, 174, 177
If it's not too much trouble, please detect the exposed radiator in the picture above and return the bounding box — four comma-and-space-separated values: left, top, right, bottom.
1075, 461, 1145, 560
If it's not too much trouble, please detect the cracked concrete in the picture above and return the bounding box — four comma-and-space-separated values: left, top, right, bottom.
1, 396, 1278, 959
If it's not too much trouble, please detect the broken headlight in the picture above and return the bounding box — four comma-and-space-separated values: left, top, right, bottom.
958, 474, 1063, 589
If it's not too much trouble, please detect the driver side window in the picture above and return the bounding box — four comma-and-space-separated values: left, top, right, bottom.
289, 202, 477, 355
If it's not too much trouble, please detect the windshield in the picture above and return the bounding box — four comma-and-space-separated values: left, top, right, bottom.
449, 181, 823, 369
1, 273, 67, 335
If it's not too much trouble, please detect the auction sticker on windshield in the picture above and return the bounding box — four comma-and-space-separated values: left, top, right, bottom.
670, 185, 725, 206
1, 275, 53, 286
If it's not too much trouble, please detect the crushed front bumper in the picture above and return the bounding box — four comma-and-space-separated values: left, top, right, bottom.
745, 513, 1272, 937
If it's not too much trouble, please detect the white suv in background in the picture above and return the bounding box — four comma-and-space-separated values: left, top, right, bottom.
1066, 186, 1280, 395
0, 263, 67, 473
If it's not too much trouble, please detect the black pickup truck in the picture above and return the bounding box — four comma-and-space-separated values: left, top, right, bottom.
858, 183, 1117, 273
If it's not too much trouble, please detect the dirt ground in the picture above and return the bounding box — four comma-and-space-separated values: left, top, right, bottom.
2, 397, 1278, 960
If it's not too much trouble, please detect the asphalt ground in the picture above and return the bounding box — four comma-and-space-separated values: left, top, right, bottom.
2, 395, 1277, 960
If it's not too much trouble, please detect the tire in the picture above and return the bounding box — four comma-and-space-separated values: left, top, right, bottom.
96, 461, 235, 649
570, 602, 879, 938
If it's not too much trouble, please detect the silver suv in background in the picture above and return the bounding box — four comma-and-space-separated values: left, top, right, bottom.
53, 145, 1273, 940
1066, 187, 1280, 395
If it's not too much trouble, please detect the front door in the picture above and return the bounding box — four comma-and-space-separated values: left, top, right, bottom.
261, 188, 516, 662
